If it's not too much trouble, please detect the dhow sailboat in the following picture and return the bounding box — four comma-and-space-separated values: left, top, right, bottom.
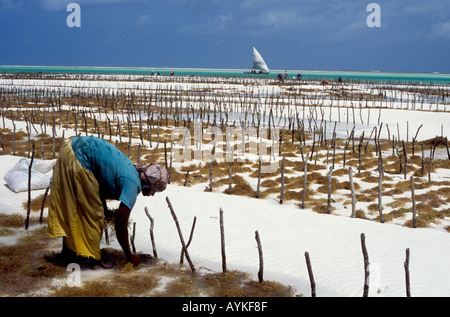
244, 46, 270, 74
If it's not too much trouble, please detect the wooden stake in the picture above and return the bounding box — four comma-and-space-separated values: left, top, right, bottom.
358, 132, 364, 173
327, 166, 333, 214
361, 233, 370, 297
166, 197, 196, 274
25, 142, 35, 230
421, 142, 425, 177
404, 248, 411, 297
219, 208, 227, 274
349, 167, 356, 218
180, 216, 197, 265
378, 151, 384, 223
164, 140, 168, 170
255, 230, 264, 283
428, 144, 433, 182
184, 171, 190, 187
280, 156, 286, 204
402, 140, 407, 179
208, 146, 215, 192
144, 207, 158, 258
256, 158, 262, 198
301, 156, 308, 209
39, 177, 52, 223
305, 251, 316, 297
343, 140, 349, 167
410, 176, 417, 228
446, 137, 450, 160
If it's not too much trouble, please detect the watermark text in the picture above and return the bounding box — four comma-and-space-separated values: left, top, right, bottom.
367, 3, 381, 28
66, 3, 81, 28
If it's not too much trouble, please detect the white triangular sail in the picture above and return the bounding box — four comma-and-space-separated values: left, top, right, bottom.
252, 46, 269, 74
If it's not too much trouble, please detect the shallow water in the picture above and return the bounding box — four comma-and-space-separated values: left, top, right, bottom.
1, 65, 450, 84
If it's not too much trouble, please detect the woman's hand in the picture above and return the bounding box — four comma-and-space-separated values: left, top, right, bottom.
128, 254, 141, 266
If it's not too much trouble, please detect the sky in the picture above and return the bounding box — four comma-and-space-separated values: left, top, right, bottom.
0, 0, 449, 73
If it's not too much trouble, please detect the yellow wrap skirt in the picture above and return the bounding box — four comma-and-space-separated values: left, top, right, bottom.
48, 140, 104, 260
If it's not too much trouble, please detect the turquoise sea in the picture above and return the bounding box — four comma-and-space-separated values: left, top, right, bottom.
1, 65, 450, 84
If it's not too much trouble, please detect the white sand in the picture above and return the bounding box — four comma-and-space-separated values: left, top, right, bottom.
1, 76, 449, 297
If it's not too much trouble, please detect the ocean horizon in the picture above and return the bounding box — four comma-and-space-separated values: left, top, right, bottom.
1, 65, 450, 84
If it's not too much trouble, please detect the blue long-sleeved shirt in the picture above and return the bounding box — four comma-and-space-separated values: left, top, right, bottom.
71, 136, 141, 209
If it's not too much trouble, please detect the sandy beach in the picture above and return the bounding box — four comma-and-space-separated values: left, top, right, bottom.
1, 73, 449, 297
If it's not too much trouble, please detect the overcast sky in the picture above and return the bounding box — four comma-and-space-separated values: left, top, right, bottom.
1, 0, 449, 73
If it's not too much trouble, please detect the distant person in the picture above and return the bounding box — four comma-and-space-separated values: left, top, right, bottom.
297, 73, 302, 80
278, 73, 284, 83
338, 76, 343, 83
48, 136, 168, 268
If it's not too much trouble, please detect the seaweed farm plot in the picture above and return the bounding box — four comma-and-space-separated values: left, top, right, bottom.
1, 73, 449, 226
0, 73, 450, 297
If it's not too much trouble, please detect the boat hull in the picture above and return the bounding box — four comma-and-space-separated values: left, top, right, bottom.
244, 71, 270, 74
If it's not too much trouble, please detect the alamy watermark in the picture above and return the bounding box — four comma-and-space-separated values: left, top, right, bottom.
66, 3, 81, 28
66, 3, 380, 29
171, 121, 281, 174
367, 3, 381, 28
66, 263, 81, 287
